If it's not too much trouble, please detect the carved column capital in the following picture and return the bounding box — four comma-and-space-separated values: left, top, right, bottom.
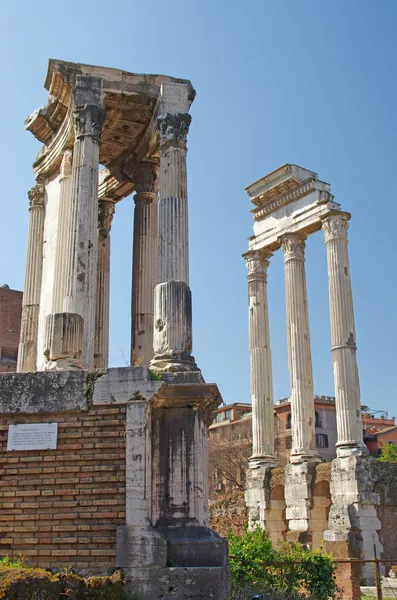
133, 161, 159, 204
322, 213, 350, 243
60, 149, 73, 179
281, 233, 306, 262
158, 113, 191, 148
28, 184, 44, 209
245, 250, 273, 282
98, 200, 115, 241
73, 104, 106, 142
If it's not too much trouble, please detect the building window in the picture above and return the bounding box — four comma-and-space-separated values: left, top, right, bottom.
216, 412, 224, 423
286, 413, 292, 429
286, 436, 292, 450
316, 433, 329, 448
315, 411, 321, 428
225, 410, 232, 420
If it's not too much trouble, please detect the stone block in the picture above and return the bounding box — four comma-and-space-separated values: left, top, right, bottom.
92, 367, 164, 404
116, 526, 167, 569
156, 526, 228, 568
0, 370, 88, 413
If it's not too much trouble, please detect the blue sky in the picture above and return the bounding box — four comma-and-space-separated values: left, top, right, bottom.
1, 0, 396, 419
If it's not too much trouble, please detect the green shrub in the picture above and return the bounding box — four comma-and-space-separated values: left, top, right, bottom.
227, 527, 338, 600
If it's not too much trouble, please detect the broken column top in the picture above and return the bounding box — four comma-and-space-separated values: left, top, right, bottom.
25, 59, 195, 201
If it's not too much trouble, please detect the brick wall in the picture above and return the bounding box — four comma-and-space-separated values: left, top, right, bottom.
0, 405, 126, 575
0, 287, 22, 372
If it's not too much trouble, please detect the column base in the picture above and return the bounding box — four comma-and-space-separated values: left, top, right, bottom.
150, 352, 200, 374
289, 452, 321, 465
248, 455, 278, 469
336, 442, 369, 458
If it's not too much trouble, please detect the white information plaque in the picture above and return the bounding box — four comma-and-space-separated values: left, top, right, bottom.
7, 423, 58, 451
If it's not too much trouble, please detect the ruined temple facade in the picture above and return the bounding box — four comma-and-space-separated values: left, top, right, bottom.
1, 60, 230, 600
244, 165, 391, 586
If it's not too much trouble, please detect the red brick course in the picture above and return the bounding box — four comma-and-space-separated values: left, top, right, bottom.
0, 406, 126, 574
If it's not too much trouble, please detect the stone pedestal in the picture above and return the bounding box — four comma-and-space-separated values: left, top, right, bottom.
281, 233, 318, 463
322, 213, 367, 457
284, 462, 316, 543
131, 161, 158, 367
63, 78, 105, 369
17, 185, 45, 372
245, 463, 273, 530
94, 200, 115, 369
324, 456, 382, 584
117, 381, 229, 600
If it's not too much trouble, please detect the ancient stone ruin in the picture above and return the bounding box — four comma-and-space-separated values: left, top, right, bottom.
0, 59, 230, 600
244, 164, 397, 590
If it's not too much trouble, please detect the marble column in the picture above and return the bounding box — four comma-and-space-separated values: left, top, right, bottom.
52, 149, 73, 313
322, 213, 366, 457
245, 250, 276, 465
281, 233, 318, 462
151, 104, 198, 373
94, 200, 115, 370
131, 161, 158, 367
63, 99, 105, 369
17, 184, 45, 372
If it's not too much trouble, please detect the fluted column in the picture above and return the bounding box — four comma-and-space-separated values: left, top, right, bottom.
151, 87, 198, 373
17, 184, 45, 372
245, 250, 276, 466
94, 200, 115, 369
281, 233, 318, 463
322, 213, 366, 457
63, 96, 105, 369
52, 149, 73, 312
131, 161, 158, 366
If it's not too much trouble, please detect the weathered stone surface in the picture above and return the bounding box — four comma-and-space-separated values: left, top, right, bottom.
92, 367, 164, 404
0, 370, 88, 413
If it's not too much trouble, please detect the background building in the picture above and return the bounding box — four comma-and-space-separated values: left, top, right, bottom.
208, 398, 397, 498
0, 285, 22, 372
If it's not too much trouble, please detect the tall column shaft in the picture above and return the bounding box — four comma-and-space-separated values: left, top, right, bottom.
151, 91, 198, 373
131, 162, 158, 366
158, 116, 190, 285
63, 101, 105, 369
52, 149, 73, 313
245, 250, 275, 464
94, 200, 115, 370
17, 185, 45, 372
282, 233, 318, 462
322, 213, 366, 457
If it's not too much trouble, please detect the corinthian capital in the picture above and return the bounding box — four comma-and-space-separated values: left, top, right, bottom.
245, 250, 273, 281
28, 184, 44, 208
281, 233, 306, 261
73, 104, 106, 142
158, 113, 191, 148
322, 213, 350, 243
133, 161, 159, 202
98, 200, 115, 240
